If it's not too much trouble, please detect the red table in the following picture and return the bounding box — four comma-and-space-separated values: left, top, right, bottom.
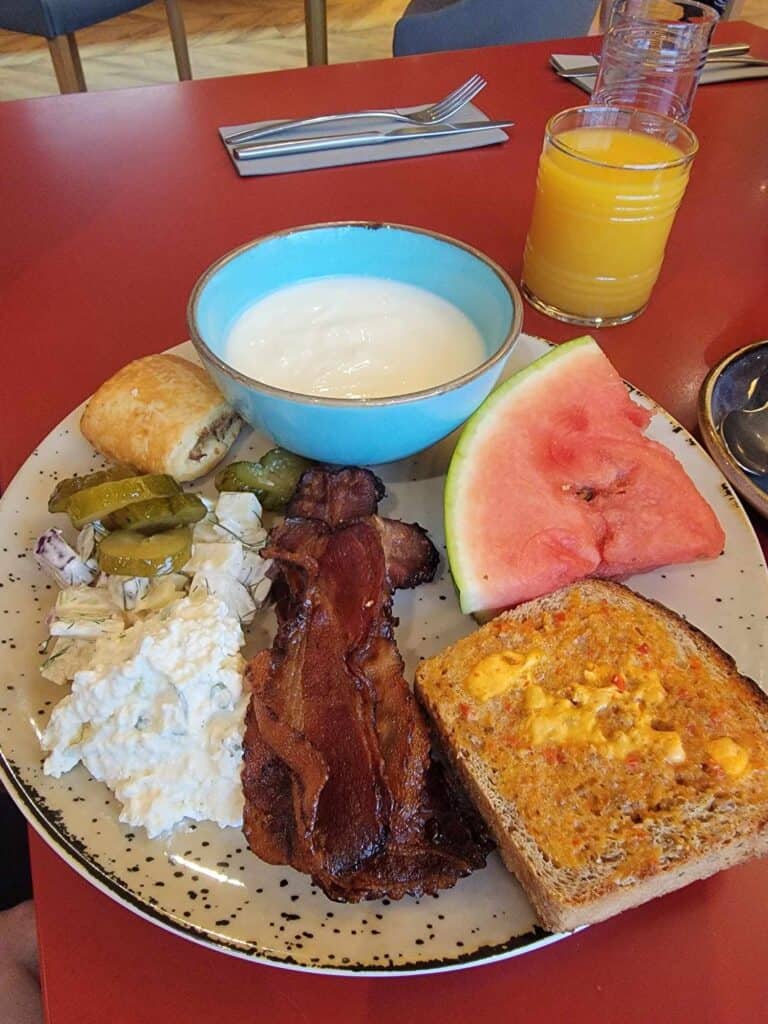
2, 22, 767, 1024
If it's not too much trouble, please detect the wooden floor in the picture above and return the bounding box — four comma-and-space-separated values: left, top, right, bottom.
0, 0, 405, 101
0, 0, 766, 102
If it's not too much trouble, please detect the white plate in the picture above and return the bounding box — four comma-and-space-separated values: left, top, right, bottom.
1, 336, 766, 976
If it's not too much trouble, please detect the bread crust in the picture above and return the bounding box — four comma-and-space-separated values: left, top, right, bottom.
415, 580, 768, 932
80, 354, 241, 482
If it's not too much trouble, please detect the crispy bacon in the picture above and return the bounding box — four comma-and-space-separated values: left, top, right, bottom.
285, 465, 384, 526
242, 467, 489, 901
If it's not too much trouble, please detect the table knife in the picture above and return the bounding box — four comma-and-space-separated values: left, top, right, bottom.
708, 42, 752, 57
553, 42, 752, 78
557, 56, 768, 79
232, 121, 515, 161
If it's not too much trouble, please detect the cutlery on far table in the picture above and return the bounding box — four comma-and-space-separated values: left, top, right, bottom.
704, 42, 752, 57
552, 43, 762, 79
556, 55, 768, 79
223, 74, 487, 147
232, 120, 515, 161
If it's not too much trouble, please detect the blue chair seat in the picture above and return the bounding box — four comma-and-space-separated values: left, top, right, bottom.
0, 0, 191, 93
394, 0, 601, 57
0, 0, 153, 39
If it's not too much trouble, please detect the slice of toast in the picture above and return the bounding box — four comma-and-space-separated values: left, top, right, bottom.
415, 580, 768, 931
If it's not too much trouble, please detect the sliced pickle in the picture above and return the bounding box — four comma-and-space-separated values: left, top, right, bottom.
214, 461, 266, 493
67, 475, 181, 529
97, 527, 192, 576
104, 493, 207, 534
215, 448, 312, 511
48, 465, 136, 514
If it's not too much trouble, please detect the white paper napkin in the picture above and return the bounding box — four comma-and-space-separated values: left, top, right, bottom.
550, 52, 768, 95
218, 102, 508, 177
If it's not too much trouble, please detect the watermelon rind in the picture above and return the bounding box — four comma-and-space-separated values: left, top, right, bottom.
444, 335, 596, 614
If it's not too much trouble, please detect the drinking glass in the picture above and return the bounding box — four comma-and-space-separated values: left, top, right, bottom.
521, 105, 698, 327
592, 1, 718, 123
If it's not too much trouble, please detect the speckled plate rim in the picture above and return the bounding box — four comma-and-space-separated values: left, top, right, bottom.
698, 340, 768, 519
1, 337, 766, 977
0, 741, 568, 976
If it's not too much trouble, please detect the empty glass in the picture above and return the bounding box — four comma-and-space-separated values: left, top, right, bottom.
592, 1, 719, 123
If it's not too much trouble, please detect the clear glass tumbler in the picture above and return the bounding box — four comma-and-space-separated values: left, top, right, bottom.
592, 0, 719, 123
521, 105, 698, 327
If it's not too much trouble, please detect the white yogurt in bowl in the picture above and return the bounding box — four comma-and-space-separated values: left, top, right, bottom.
224, 275, 486, 399
188, 221, 523, 464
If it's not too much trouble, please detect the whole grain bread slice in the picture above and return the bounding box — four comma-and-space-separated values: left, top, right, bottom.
415, 580, 768, 932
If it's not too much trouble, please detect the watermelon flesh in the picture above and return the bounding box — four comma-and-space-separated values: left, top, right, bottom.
445, 336, 725, 614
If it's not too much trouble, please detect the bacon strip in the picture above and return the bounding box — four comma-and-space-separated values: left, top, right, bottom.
242, 467, 489, 901
285, 465, 384, 526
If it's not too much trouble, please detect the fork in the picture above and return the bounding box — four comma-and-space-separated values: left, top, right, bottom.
223, 74, 487, 147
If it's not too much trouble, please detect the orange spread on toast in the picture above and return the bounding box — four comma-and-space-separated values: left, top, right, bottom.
450, 591, 766, 874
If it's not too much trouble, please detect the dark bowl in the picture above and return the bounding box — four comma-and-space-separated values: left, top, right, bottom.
698, 340, 768, 519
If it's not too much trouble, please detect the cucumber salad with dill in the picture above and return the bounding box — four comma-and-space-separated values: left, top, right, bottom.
32, 449, 309, 838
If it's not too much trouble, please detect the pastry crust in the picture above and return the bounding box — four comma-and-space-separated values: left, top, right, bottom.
80, 354, 242, 482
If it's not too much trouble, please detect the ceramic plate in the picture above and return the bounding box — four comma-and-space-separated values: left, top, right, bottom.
1, 337, 766, 976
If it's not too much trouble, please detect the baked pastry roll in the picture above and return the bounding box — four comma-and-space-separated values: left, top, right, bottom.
80, 354, 242, 482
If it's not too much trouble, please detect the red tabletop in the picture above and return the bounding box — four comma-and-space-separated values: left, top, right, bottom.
2, 21, 767, 1024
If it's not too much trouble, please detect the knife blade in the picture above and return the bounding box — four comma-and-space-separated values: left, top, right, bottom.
232, 121, 515, 161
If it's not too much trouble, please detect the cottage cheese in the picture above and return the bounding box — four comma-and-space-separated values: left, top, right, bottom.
38, 490, 272, 683
42, 592, 247, 837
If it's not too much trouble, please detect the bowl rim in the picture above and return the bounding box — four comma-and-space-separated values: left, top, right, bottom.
187, 220, 524, 408
697, 339, 768, 518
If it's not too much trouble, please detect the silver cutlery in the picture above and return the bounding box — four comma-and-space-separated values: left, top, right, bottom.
720, 402, 768, 476
720, 373, 768, 477
552, 42, 751, 67
556, 51, 766, 80
232, 119, 514, 161
224, 74, 487, 147
702, 56, 768, 68
704, 42, 752, 57
556, 57, 768, 79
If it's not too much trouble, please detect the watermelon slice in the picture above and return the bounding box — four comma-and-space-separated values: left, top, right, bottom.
445, 336, 725, 615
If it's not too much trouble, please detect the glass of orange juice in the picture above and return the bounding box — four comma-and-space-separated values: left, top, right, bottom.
521, 105, 697, 326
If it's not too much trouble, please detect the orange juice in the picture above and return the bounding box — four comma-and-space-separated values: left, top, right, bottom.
522, 110, 697, 326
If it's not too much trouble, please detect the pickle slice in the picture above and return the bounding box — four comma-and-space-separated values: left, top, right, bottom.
97, 527, 192, 576
215, 448, 312, 511
48, 465, 136, 514
104, 493, 207, 534
67, 475, 181, 529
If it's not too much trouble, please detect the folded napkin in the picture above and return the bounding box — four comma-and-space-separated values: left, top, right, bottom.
218, 102, 507, 177
550, 52, 768, 95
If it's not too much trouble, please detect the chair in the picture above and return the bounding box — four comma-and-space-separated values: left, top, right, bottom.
0, 0, 192, 93
393, 0, 602, 57
304, 0, 328, 65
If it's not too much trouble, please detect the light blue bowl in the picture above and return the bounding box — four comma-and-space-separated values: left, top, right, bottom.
188, 222, 523, 465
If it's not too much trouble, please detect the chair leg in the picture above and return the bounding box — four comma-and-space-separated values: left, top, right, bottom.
721, 0, 746, 17
47, 33, 86, 94
164, 0, 192, 81
304, 0, 328, 66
